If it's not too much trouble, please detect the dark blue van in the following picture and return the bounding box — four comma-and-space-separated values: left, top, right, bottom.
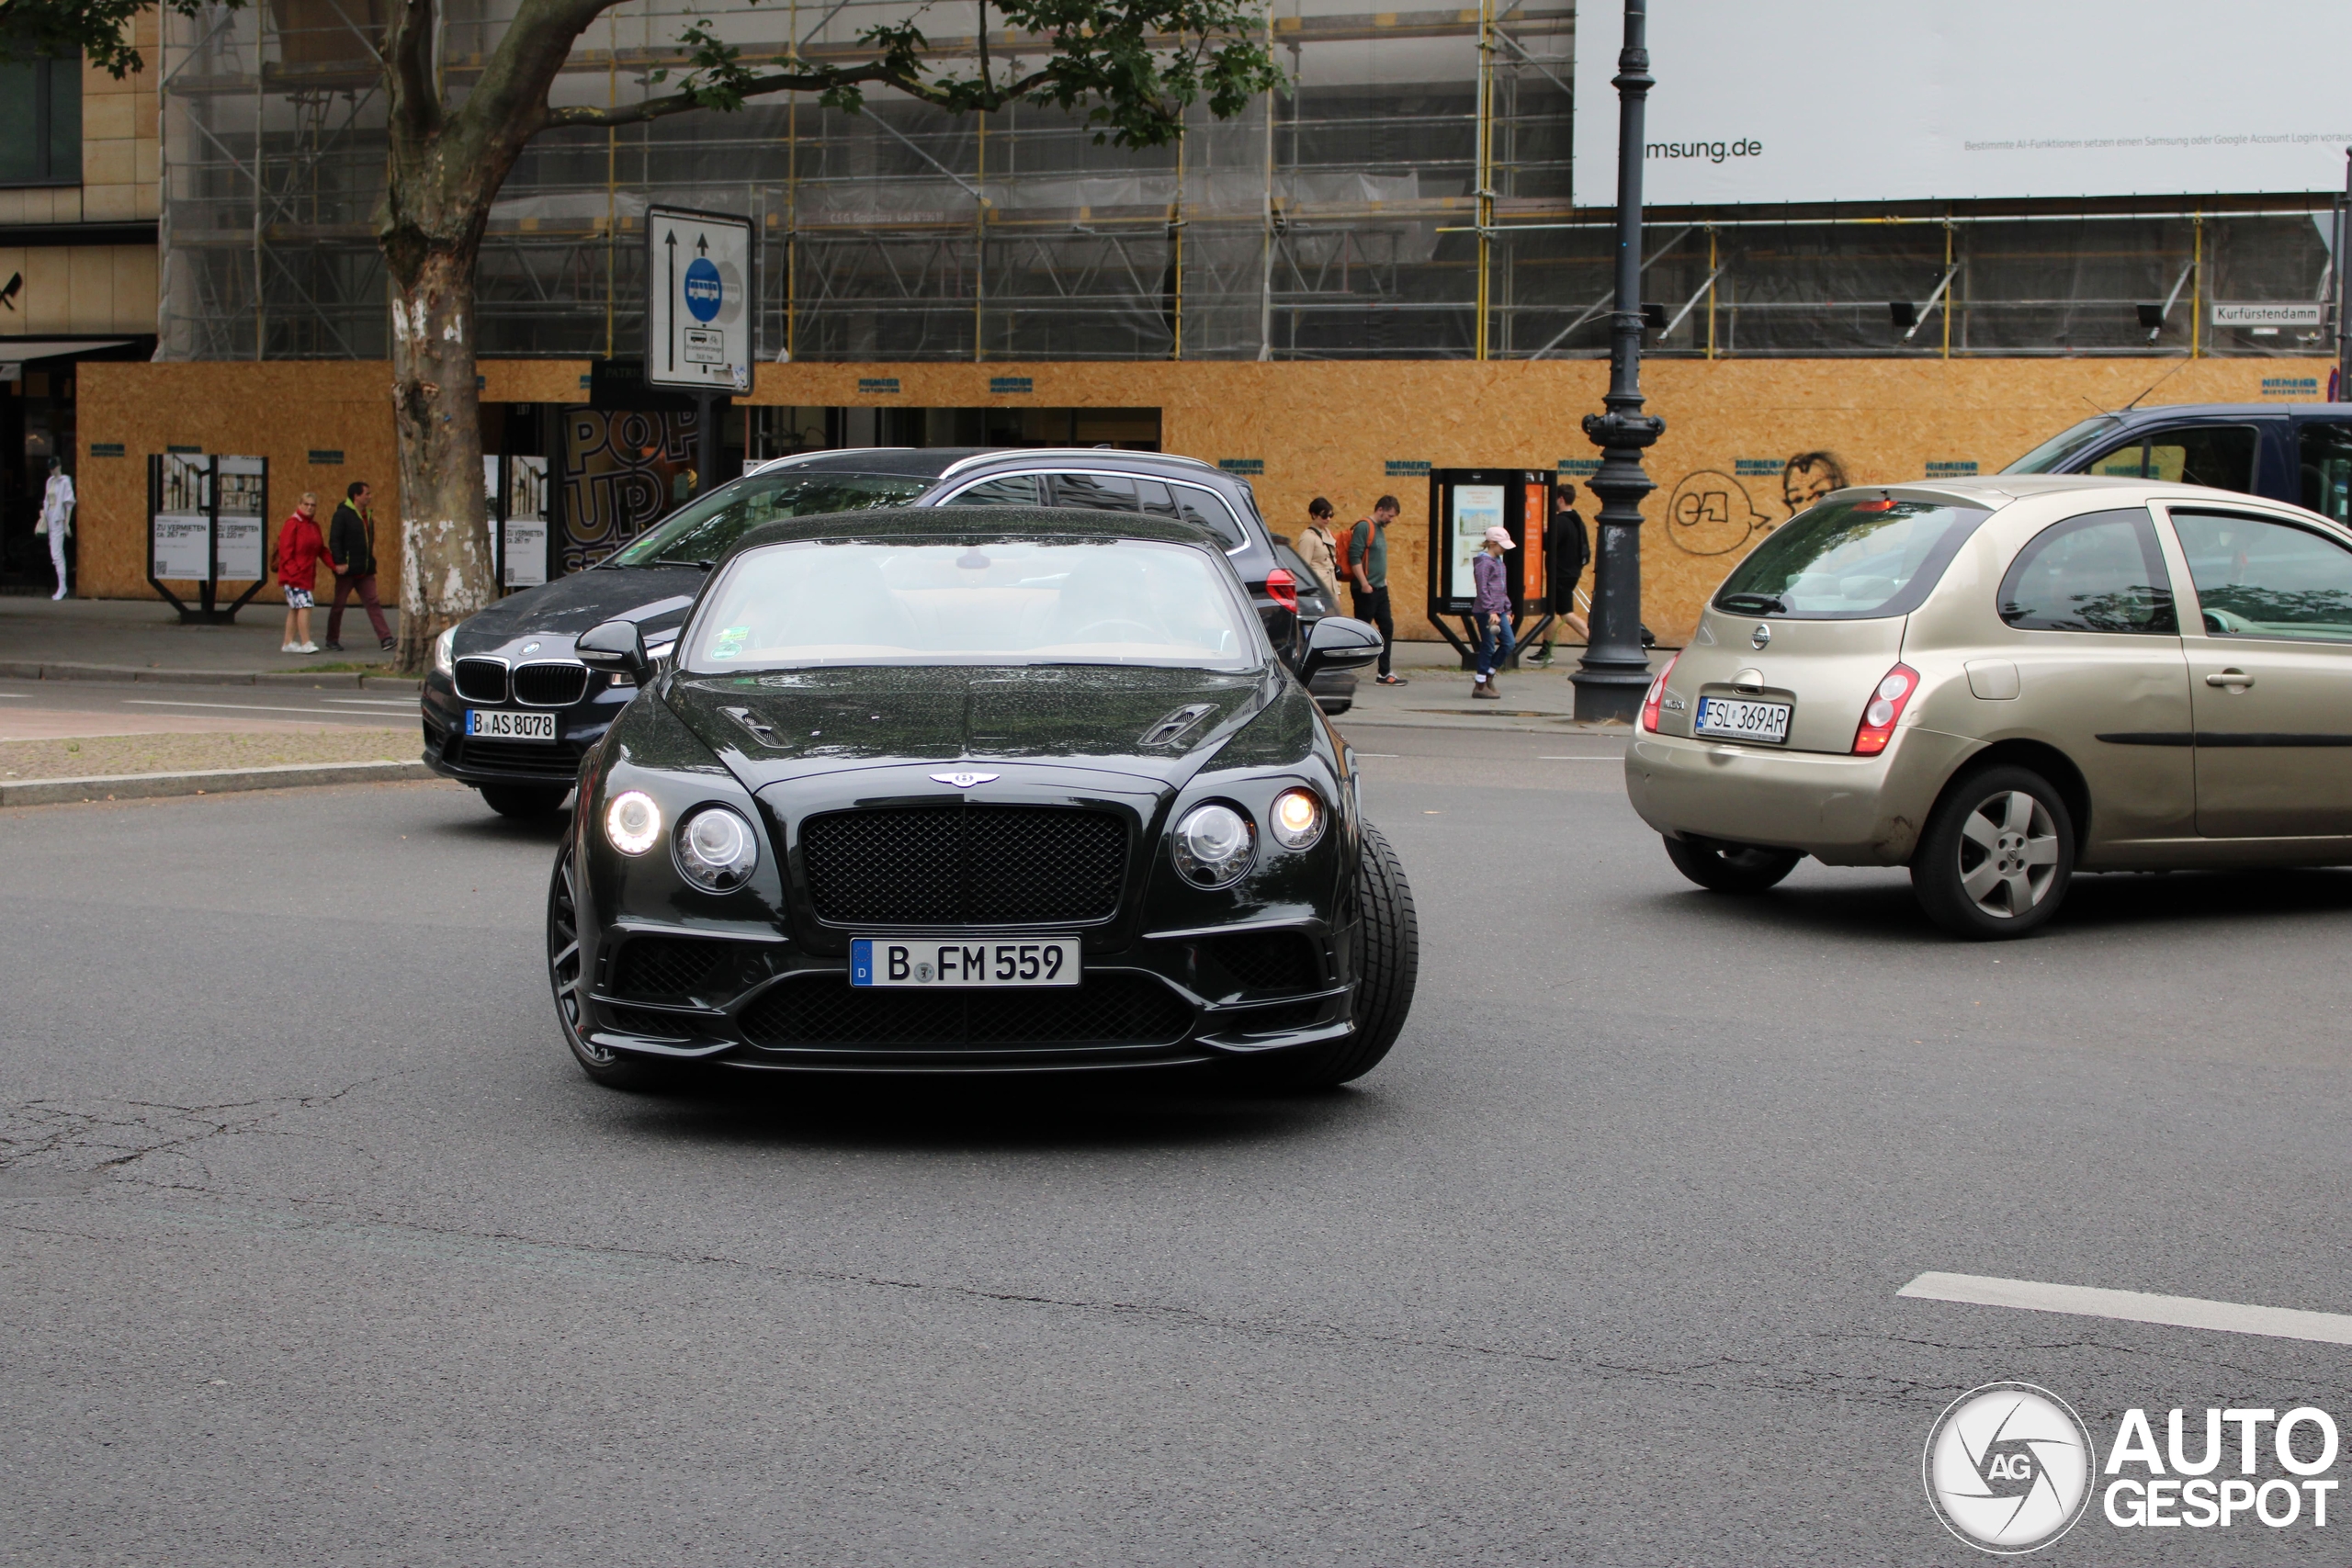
2004, 403, 2352, 526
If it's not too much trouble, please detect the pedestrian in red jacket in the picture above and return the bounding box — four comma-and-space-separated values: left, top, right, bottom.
274, 492, 336, 654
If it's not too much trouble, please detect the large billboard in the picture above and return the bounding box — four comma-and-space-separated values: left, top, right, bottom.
1575, 0, 2352, 207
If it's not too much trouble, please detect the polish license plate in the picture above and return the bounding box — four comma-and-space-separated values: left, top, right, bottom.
1694, 695, 1792, 744
851, 937, 1081, 987
466, 709, 557, 742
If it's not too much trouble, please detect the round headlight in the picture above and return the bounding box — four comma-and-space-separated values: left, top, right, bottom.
432, 626, 456, 674
604, 790, 662, 856
1270, 787, 1325, 850
675, 805, 759, 891
1173, 802, 1255, 887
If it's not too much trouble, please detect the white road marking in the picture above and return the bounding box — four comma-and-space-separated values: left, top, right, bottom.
1900, 1270, 2352, 1347
1539, 755, 1623, 761
322, 698, 419, 708
122, 699, 399, 719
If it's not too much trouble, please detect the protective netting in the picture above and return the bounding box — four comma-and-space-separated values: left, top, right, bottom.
158, 0, 2333, 361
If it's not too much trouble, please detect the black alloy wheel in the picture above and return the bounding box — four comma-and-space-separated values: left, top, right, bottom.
484, 784, 571, 819
1261, 819, 1419, 1089
1662, 835, 1803, 894
1911, 764, 2075, 941
548, 843, 672, 1089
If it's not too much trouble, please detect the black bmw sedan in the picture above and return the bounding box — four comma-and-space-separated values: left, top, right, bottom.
424, 447, 1303, 818
548, 507, 1417, 1086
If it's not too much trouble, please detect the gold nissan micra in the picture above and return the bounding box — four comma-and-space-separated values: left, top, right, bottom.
1625, 475, 2352, 938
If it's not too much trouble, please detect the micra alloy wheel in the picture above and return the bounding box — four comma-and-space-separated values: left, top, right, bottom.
1261, 818, 1419, 1089
547, 843, 673, 1089
1911, 764, 2075, 940
1662, 834, 1803, 895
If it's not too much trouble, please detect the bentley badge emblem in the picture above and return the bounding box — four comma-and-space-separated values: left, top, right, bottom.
932, 771, 1000, 789
1751, 624, 1772, 650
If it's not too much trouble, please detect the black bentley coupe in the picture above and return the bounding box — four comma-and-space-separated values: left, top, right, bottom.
548, 507, 1418, 1087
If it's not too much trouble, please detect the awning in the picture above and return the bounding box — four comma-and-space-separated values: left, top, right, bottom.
0, 339, 133, 379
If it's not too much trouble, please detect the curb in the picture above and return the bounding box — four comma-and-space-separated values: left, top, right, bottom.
0, 661, 423, 693
0, 759, 437, 807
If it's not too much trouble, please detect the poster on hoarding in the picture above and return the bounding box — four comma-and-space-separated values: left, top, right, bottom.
1575, 0, 2352, 206
151, 454, 211, 580
214, 457, 266, 581
503, 455, 549, 587
1448, 484, 1505, 603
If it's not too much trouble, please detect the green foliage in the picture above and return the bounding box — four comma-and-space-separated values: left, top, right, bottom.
0, 0, 230, 76
659, 0, 1283, 148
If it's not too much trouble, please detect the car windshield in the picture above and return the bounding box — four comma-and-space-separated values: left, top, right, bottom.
2004, 414, 2124, 474
1713, 499, 1991, 619
684, 538, 1261, 671
605, 470, 932, 568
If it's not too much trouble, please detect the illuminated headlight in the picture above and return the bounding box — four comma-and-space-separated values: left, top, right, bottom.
604, 790, 662, 856
1173, 802, 1255, 887
1270, 787, 1325, 850
674, 805, 759, 891
432, 626, 456, 674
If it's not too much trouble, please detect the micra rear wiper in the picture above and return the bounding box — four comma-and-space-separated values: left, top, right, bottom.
1716, 592, 1786, 614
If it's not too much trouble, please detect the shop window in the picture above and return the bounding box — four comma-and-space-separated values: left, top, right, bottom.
0, 48, 81, 186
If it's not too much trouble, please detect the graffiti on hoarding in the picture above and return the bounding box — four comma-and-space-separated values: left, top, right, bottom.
1663, 449, 1856, 558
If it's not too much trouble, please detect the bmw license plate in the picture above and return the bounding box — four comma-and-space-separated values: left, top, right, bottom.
1693, 695, 1792, 744
851, 938, 1081, 987
466, 709, 557, 742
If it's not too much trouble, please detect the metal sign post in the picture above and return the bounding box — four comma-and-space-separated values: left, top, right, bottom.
644, 204, 753, 496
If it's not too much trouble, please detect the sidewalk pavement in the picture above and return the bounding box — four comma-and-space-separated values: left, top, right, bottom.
0, 593, 411, 682
1336, 637, 1666, 735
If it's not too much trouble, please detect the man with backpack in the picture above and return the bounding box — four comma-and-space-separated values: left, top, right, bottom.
1345, 494, 1407, 685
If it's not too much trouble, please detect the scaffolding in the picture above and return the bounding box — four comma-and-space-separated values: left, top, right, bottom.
158, 0, 2338, 363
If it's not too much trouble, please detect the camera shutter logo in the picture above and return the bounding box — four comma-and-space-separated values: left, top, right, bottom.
1923, 1382, 2093, 1553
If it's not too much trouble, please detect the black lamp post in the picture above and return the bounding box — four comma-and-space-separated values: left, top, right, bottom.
1571, 0, 1667, 722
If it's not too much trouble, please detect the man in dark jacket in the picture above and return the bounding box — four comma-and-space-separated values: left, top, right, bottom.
324, 480, 393, 652
1532, 483, 1590, 666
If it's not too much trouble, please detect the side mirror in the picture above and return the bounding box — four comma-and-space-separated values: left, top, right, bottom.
576, 618, 651, 684
1298, 615, 1384, 684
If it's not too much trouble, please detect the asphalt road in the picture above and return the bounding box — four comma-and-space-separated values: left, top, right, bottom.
0, 678, 421, 739
8, 724, 2352, 1564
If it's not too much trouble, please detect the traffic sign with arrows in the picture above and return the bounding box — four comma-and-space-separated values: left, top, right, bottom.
643, 204, 753, 393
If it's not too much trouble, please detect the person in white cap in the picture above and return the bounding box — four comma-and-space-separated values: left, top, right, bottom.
1472, 523, 1514, 699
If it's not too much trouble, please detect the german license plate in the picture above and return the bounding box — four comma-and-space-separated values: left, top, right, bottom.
1694, 694, 1792, 744
467, 709, 557, 742
850, 937, 1081, 988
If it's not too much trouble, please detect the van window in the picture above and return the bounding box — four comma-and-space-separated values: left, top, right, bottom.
2006, 415, 2125, 475
2300, 423, 2352, 525
1999, 509, 2176, 634
1713, 498, 1991, 620
2084, 424, 2259, 493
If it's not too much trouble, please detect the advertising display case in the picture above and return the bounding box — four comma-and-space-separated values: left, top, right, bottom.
1425, 468, 1555, 667
146, 452, 269, 624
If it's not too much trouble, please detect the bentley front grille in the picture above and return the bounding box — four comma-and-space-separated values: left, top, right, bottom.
800, 805, 1127, 926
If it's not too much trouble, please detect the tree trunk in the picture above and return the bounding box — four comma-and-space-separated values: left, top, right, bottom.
389, 243, 493, 671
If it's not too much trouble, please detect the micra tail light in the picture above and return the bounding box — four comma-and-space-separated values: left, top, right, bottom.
1265, 567, 1299, 614
1852, 662, 1919, 755
1640, 650, 1679, 732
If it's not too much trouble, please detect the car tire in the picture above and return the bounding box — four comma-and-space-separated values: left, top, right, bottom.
1662, 834, 1803, 894
548, 844, 673, 1090
483, 784, 571, 819
1910, 764, 2075, 941
1259, 819, 1419, 1089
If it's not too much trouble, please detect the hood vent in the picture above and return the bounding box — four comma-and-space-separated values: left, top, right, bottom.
1139, 702, 1217, 748
721, 705, 782, 747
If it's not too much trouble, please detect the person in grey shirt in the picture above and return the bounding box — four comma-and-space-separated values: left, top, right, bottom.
1471, 525, 1513, 698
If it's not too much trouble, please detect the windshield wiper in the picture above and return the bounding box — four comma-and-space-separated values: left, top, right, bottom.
1716, 592, 1787, 614
652, 558, 716, 570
